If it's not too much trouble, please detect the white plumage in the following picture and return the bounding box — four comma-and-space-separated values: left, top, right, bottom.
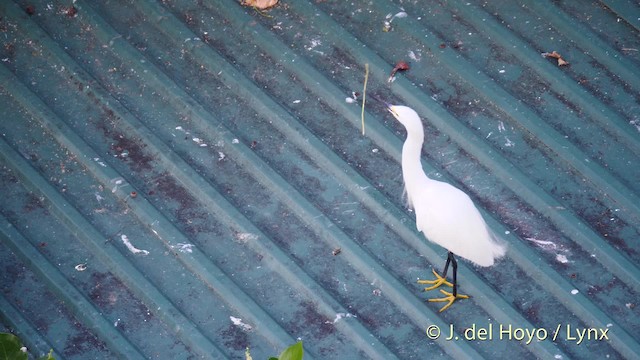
389, 105, 506, 266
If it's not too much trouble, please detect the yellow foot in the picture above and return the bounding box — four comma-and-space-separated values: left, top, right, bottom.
429, 289, 470, 312
417, 269, 452, 291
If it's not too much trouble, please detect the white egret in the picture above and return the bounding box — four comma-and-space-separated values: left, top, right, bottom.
388, 105, 506, 312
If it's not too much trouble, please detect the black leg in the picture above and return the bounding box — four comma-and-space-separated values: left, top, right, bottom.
450, 252, 458, 297
440, 251, 452, 279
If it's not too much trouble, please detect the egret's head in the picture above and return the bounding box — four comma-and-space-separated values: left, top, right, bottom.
387, 105, 423, 135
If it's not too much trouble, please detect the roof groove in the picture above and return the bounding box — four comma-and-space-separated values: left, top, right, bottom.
0, 40, 326, 358
0, 212, 146, 359
447, 0, 640, 186
0, 269, 62, 359
0, 67, 230, 356
601, 0, 640, 31
529, 0, 640, 92
497, 218, 640, 359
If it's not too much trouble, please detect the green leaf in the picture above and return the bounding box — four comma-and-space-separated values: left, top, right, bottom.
0, 333, 28, 360
37, 349, 55, 360
277, 341, 303, 360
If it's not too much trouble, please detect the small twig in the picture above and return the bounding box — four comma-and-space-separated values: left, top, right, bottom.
361, 63, 369, 136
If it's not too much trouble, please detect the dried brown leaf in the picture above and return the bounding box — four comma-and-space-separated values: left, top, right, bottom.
542, 51, 569, 66
241, 0, 278, 10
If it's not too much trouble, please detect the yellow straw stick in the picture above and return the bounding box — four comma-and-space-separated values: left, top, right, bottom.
361, 63, 369, 136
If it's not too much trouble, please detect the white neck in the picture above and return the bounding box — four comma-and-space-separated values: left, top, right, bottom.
402, 130, 429, 208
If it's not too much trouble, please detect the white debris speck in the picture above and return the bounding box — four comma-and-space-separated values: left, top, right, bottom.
383, 11, 408, 31
232, 138, 239, 144
218, 151, 226, 161
554, 355, 563, 360
626, 303, 634, 309
230, 316, 253, 331
525, 237, 560, 251
393, 11, 408, 19
75, 263, 87, 271
504, 137, 515, 147
94, 158, 107, 167
171, 243, 195, 254
556, 254, 569, 263
95, 192, 104, 202
292, 99, 301, 104
499, 69, 506, 73
20, 347, 27, 353
120, 234, 149, 255
629, 119, 640, 133
192, 137, 203, 144
110, 177, 128, 193
498, 121, 506, 132
307, 38, 322, 50
606, 323, 612, 327
372, 148, 379, 153
234, 232, 258, 243
571, 289, 579, 295
328, 312, 357, 324
408, 50, 421, 62
345, 97, 356, 104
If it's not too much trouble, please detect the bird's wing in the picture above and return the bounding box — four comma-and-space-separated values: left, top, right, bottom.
413, 182, 506, 267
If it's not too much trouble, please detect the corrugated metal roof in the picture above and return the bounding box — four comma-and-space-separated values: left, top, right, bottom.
1, 0, 639, 358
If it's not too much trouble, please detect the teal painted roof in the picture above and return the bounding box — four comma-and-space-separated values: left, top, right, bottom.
1, 0, 639, 359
